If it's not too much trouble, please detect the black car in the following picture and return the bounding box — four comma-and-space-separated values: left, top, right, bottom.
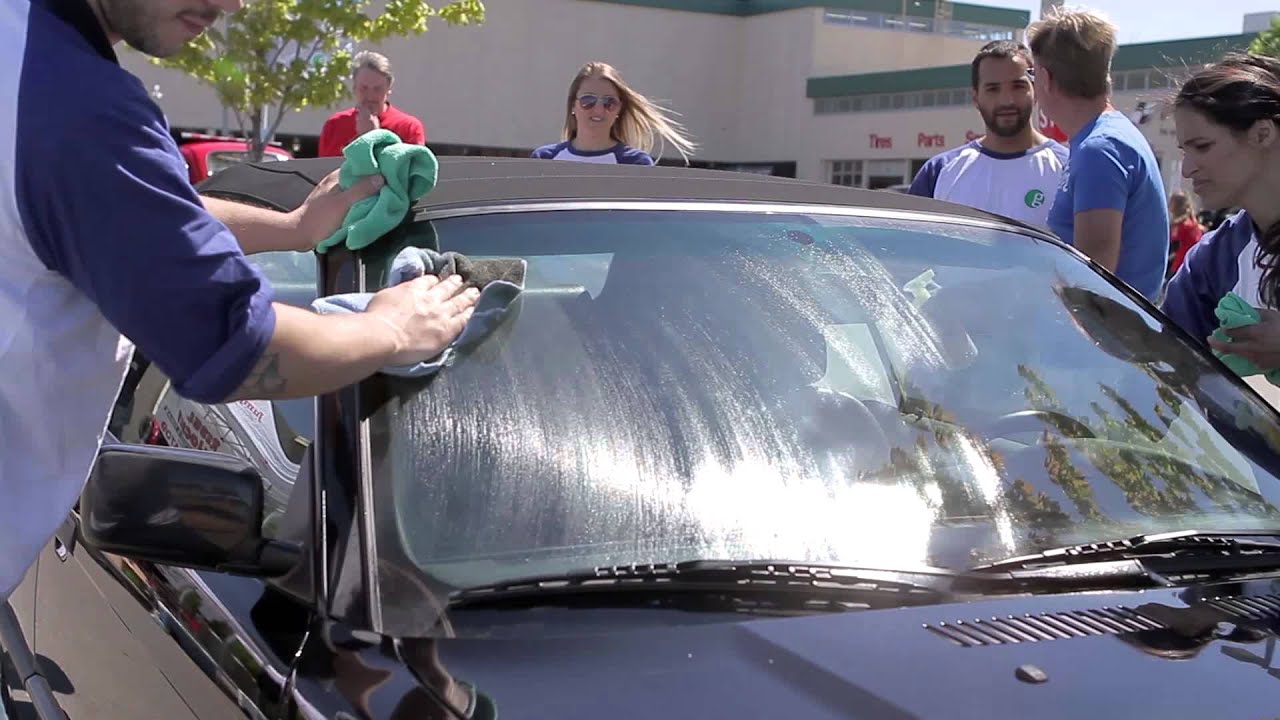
7, 157, 1280, 719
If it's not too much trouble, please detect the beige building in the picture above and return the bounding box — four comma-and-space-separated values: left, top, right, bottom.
122, 0, 1261, 193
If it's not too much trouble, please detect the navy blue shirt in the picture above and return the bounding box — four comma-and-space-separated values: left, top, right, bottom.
0, 0, 278, 601
1047, 110, 1170, 301
16, 0, 277, 403
1162, 210, 1263, 342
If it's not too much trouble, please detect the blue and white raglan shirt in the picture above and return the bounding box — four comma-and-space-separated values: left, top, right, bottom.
1162, 210, 1262, 341
0, 0, 277, 600
531, 141, 655, 165
908, 139, 1069, 229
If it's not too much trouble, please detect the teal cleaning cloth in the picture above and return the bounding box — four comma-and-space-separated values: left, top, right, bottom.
315, 129, 439, 254
1210, 292, 1280, 383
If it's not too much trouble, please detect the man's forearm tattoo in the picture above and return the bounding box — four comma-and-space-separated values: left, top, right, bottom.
239, 351, 287, 397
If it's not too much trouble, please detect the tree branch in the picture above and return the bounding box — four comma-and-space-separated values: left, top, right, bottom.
267, 95, 292, 145
158, 1, 487, 158
265, 32, 297, 71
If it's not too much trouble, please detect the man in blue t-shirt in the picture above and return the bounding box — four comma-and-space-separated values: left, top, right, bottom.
1026, 6, 1169, 301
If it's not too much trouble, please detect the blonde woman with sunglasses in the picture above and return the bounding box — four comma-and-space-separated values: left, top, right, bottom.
532, 61, 696, 165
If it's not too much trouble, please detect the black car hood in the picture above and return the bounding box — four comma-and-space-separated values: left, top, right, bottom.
418, 580, 1280, 720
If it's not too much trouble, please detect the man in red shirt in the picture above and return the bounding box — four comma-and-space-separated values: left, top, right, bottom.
318, 50, 426, 157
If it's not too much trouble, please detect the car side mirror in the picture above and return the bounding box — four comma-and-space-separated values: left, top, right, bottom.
79, 443, 301, 577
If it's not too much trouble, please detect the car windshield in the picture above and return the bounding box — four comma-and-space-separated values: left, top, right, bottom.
361, 207, 1280, 593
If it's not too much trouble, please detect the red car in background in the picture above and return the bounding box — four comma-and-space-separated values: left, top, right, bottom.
176, 132, 293, 185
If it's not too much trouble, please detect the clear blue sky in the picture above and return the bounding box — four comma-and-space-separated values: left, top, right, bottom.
984, 1, 1278, 43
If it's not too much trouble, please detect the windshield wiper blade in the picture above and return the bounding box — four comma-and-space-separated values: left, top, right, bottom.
448, 560, 960, 611
969, 530, 1280, 578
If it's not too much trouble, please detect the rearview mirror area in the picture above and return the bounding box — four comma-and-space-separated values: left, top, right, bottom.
80, 443, 301, 577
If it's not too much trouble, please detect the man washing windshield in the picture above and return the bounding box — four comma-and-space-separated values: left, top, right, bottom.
0, 0, 478, 603
908, 40, 1068, 230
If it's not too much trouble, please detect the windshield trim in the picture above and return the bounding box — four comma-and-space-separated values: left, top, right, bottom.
410, 199, 1061, 244
358, 415, 384, 632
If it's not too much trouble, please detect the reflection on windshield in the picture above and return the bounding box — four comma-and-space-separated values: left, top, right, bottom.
363, 210, 1280, 595
206, 150, 286, 177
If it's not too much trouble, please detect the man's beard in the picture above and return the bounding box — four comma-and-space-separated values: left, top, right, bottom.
103, 0, 219, 58
980, 105, 1032, 138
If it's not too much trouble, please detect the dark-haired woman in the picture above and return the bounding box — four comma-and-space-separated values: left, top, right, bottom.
1162, 52, 1280, 373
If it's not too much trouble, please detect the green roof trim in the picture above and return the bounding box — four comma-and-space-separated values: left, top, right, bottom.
809, 65, 970, 97
578, 0, 1028, 27
576, 0, 750, 14
807, 32, 1257, 98
950, 2, 1028, 27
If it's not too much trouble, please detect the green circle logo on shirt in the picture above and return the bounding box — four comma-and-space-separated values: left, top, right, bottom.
1025, 189, 1047, 208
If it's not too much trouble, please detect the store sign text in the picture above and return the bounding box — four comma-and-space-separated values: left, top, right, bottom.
868, 131, 984, 150
917, 133, 946, 148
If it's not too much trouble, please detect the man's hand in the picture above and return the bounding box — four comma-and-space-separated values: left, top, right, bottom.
203, 168, 384, 254
285, 168, 385, 251
355, 105, 381, 136
1208, 309, 1280, 372
223, 276, 480, 402
366, 274, 480, 365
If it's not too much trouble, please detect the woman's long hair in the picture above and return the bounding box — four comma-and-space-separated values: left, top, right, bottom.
1175, 52, 1280, 305
561, 61, 697, 163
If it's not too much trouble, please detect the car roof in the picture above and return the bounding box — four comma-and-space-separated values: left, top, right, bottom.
196, 155, 1041, 234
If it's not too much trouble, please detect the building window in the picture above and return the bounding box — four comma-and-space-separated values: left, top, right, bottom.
821, 9, 1014, 41
828, 160, 863, 187
811, 65, 1195, 117
864, 159, 909, 190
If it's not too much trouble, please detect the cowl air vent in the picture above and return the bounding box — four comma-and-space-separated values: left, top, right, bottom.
925, 594, 1280, 647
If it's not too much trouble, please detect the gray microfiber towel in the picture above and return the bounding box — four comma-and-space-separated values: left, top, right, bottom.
311, 247, 524, 377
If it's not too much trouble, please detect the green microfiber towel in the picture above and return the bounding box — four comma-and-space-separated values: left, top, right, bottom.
315, 129, 439, 254
1211, 292, 1280, 384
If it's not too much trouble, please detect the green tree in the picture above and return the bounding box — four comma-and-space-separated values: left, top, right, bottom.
150, 0, 485, 161
1250, 18, 1280, 59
